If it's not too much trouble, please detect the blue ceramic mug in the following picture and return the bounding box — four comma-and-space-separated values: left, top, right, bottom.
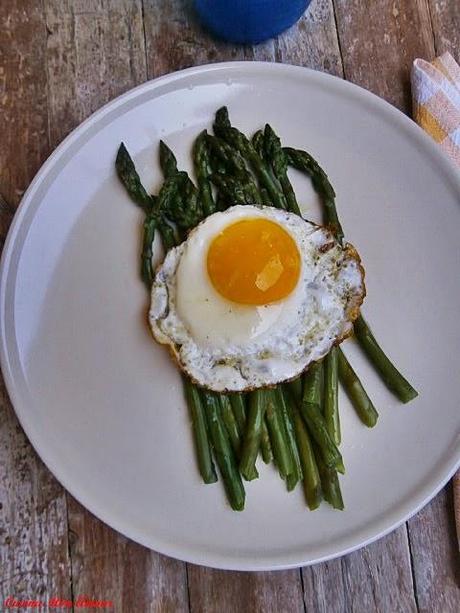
194, 0, 311, 45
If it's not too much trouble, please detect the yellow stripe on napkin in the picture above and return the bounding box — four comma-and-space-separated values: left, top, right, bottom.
411, 52, 460, 168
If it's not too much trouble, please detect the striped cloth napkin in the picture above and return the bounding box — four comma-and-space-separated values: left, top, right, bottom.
411, 51, 460, 549
411, 51, 460, 168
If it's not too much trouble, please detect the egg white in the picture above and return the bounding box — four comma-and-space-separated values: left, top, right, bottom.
149, 205, 365, 392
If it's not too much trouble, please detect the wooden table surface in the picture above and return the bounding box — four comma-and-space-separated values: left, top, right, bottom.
1, 1, 459, 611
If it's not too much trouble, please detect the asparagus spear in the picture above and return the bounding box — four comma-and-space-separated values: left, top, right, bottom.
116, 143, 153, 212
313, 441, 344, 510
324, 346, 340, 445
283, 146, 342, 241
260, 420, 274, 464
264, 124, 302, 216
251, 130, 265, 161
219, 394, 242, 456
277, 387, 303, 491
159, 139, 179, 178
229, 393, 247, 432
301, 363, 344, 473
240, 389, 267, 480
213, 107, 287, 210
291, 403, 322, 509
353, 316, 417, 403
201, 391, 245, 511
206, 134, 247, 175
337, 347, 379, 427
214, 105, 231, 130
249, 133, 272, 205
193, 130, 216, 216
286, 377, 303, 404
210, 173, 247, 205
265, 390, 295, 481
140, 213, 158, 288
183, 378, 218, 484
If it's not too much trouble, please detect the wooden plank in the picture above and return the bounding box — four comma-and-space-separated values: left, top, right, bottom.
142, 0, 249, 75
187, 567, 304, 613
333, 0, 436, 112
42, 1, 190, 610
428, 0, 460, 61
67, 496, 189, 612
407, 486, 460, 613
0, 1, 73, 606
45, 0, 147, 148
278, 0, 344, 76
301, 526, 417, 612
0, 1, 50, 207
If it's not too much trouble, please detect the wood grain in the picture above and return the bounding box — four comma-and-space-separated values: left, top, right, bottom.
428, 0, 460, 61
41, 1, 191, 610
142, 0, 249, 76
187, 567, 304, 613
0, 0, 51, 207
45, 0, 147, 148
301, 526, 417, 612
0, 1, 72, 606
278, 0, 343, 76
408, 485, 460, 613
67, 497, 189, 612
334, 0, 436, 112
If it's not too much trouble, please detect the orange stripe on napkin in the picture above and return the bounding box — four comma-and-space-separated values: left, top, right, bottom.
411, 52, 460, 168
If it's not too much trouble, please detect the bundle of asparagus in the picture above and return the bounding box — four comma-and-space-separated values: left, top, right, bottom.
116, 107, 417, 511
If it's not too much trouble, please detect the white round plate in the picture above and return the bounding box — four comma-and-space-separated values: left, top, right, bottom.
1, 63, 460, 571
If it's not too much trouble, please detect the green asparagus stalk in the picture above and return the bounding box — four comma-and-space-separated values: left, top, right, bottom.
229, 393, 247, 432
313, 442, 344, 510
116, 143, 153, 212
291, 404, 322, 509
206, 134, 247, 175
264, 125, 302, 216
301, 363, 344, 473
240, 389, 267, 480
214, 105, 231, 130
213, 107, 287, 210
210, 173, 248, 205
159, 140, 179, 178
193, 130, 216, 216
158, 219, 177, 250
260, 420, 274, 464
283, 146, 342, 241
201, 391, 245, 510
286, 377, 303, 405
277, 388, 303, 491
183, 378, 218, 484
140, 214, 158, 288
337, 347, 379, 427
324, 346, 340, 445
265, 390, 295, 481
251, 130, 265, 160
353, 316, 418, 403
219, 394, 242, 456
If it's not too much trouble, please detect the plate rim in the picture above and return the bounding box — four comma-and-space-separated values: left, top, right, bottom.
1, 61, 460, 571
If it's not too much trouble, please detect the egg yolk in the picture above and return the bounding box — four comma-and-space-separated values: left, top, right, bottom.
207, 218, 301, 305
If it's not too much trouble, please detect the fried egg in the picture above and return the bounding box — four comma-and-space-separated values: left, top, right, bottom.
149, 205, 365, 392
